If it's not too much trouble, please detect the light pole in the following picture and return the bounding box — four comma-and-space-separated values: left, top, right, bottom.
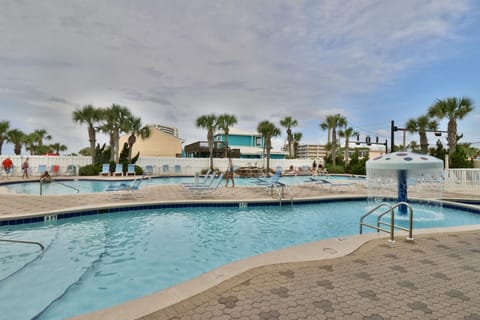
390, 120, 447, 153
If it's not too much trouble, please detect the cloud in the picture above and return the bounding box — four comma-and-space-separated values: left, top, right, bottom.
0, 0, 478, 154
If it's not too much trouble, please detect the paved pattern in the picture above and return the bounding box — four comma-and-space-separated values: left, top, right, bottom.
0, 176, 479, 320
0, 177, 478, 218
140, 231, 480, 320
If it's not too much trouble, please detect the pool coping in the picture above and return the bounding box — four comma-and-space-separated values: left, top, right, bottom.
69, 224, 480, 320
1, 180, 479, 320
1, 194, 478, 225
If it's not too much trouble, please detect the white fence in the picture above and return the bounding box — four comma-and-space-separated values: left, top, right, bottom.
0, 155, 314, 177
135, 157, 314, 176
0, 155, 91, 177
2, 155, 478, 190
444, 168, 480, 190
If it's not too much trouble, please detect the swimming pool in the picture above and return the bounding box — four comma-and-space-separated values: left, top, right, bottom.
2, 175, 361, 195
0, 199, 479, 320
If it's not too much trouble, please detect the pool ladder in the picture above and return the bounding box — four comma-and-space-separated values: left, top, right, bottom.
0, 238, 44, 250
359, 202, 414, 243
270, 184, 293, 206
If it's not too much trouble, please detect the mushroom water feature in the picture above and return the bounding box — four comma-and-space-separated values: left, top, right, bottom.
366, 152, 444, 214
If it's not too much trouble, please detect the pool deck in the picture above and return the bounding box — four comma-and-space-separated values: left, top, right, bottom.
1, 176, 480, 320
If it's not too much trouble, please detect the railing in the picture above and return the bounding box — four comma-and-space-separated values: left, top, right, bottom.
444, 169, 480, 189
270, 184, 293, 206
0, 238, 44, 250
40, 181, 80, 195
359, 202, 414, 243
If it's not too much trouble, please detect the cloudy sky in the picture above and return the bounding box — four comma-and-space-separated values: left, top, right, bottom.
1, 0, 479, 155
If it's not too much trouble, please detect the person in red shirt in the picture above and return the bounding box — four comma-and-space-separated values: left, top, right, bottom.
2, 157, 13, 179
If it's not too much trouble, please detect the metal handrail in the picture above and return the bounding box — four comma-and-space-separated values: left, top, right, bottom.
360, 203, 392, 233
360, 203, 394, 241
270, 183, 293, 206
381, 202, 414, 241
53, 181, 80, 193
40, 180, 80, 195
359, 202, 414, 242
0, 238, 44, 250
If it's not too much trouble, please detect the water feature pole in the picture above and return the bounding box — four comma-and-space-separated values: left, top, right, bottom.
397, 169, 408, 214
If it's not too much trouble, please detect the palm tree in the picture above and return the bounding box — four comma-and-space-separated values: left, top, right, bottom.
217, 113, 238, 158
127, 117, 151, 161
73, 104, 102, 164
406, 115, 438, 154
0, 120, 10, 155
280, 116, 298, 158
407, 140, 420, 153
323, 114, 347, 166
428, 97, 474, 158
339, 126, 358, 165
293, 132, 303, 158
98, 104, 134, 163
49, 142, 68, 154
257, 120, 281, 173
196, 114, 217, 170
320, 115, 338, 146
6, 129, 25, 155
26, 129, 52, 155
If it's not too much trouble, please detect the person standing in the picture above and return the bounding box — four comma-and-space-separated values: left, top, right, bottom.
22, 158, 29, 179
2, 157, 13, 179
225, 157, 235, 188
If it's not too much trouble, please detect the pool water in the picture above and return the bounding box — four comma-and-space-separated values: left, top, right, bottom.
3, 175, 361, 195
0, 201, 478, 320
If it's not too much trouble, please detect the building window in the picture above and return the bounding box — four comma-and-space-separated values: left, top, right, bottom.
255, 137, 262, 146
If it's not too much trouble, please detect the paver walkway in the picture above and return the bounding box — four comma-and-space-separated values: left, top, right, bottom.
139, 231, 480, 320
0, 177, 479, 320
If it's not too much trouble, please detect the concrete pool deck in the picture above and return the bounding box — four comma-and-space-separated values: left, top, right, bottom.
0, 176, 479, 320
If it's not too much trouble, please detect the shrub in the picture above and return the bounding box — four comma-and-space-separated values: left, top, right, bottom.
79, 164, 101, 176
325, 165, 345, 174
134, 165, 144, 175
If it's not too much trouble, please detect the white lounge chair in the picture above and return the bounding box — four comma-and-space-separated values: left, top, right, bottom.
162, 164, 169, 174
251, 169, 282, 187
100, 164, 110, 176
113, 164, 123, 176
106, 178, 144, 199
181, 170, 213, 187
175, 164, 181, 174
37, 164, 47, 176
126, 164, 136, 176
307, 177, 355, 191
144, 165, 154, 175
185, 173, 224, 198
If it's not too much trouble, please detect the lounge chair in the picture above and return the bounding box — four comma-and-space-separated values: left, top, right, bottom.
100, 164, 110, 176
251, 169, 282, 186
181, 169, 212, 187
306, 177, 354, 191
37, 164, 47, 176
50, 165, 60, 176
126, 164, 136, 176
175, 164, 181, 174
251, 169, 294, 200
65, 164, 76, 176
162, 164, 169, 174
113, 164, 123, 176
144, 165, 154, 175
185, 173, 225, 198
106, 178, 144, 199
